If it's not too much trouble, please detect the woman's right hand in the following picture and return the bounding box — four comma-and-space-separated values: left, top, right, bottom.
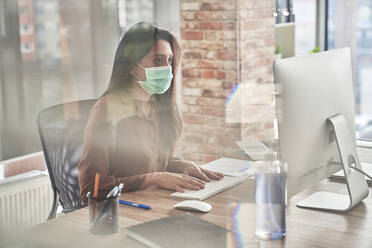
150, 172, 206, 192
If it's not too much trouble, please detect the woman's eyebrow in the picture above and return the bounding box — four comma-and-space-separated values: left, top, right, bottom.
151, 53, 173, 58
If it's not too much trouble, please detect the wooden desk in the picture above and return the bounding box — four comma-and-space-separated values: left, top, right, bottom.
22, 179, 372, 248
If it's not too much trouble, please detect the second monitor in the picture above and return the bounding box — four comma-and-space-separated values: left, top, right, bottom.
274, 47, 369, 211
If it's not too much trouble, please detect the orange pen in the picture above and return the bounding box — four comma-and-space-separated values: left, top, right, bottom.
92, 173, 100, 218
93, 173, 100, 198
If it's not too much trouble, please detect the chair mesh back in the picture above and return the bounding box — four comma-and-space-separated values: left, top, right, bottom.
37, 99, 96, 210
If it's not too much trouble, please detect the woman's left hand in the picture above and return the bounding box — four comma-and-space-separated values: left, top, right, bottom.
180, 161, 224, 182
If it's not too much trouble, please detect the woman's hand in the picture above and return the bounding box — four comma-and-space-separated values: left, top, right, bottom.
150, 172, 206, 193
180, 161, 224, 182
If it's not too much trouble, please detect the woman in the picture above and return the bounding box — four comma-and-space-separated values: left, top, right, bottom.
78, 22, 223, 202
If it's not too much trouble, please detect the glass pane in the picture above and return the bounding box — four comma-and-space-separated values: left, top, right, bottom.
294, 0, 317, 54
0, 0, 180, 161
328, 0, 372, 141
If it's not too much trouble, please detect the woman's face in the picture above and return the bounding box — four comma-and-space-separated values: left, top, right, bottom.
131, 40, 173, 82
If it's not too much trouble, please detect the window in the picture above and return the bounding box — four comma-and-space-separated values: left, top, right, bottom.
0, 0, 180, 161
327, 0, 372, 141
293, 0, 317, 54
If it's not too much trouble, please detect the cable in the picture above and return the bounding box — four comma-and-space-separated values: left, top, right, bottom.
349, 166, 372, 180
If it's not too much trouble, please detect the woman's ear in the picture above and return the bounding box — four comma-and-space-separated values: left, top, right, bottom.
130, 64, 146, 81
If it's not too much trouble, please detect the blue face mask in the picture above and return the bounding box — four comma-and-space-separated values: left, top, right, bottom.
135, 64, 173, 95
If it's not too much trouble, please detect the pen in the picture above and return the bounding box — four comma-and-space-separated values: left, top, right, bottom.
93, 173, 100, 217
119, 200, 151, 210
239, 167, 250, 172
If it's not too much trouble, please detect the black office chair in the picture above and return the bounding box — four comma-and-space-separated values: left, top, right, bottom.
37, 99, 96, 220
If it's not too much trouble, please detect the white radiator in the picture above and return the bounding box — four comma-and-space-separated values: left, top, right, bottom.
0, 171, 53, 232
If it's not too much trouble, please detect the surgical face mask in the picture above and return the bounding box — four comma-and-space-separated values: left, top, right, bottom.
135, 63, 173, 95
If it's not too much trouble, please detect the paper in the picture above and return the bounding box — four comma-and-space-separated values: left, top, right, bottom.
236, 140, 271, 161
201, 158, 253, 177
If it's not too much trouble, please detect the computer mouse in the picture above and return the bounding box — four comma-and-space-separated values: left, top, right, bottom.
173, 200, 212, 213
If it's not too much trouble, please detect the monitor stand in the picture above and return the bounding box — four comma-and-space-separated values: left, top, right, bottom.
296, 114, 369, 212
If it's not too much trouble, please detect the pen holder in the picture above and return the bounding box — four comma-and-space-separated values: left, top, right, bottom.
87, 193, 119, 235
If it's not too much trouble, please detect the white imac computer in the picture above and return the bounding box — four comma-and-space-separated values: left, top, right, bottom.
274, 47, 369, 212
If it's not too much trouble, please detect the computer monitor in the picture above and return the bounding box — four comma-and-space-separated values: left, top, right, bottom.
274, 48, 369, 212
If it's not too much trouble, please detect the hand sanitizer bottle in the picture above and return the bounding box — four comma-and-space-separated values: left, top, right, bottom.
255, 152, 287, 240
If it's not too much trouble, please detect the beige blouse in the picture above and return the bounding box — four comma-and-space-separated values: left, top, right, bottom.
78, 93, 183, 203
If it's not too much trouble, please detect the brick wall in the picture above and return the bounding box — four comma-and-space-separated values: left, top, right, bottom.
179, 0, 275, 163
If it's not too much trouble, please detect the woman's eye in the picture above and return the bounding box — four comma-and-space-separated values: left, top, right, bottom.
154, 58, 162, 65
168, 58, 173, 65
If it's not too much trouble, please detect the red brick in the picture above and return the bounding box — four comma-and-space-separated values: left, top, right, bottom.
199, 41, 224, 50
180, 2, 200, 11
222, 61, 237, 70
222, 81, 233, 89
184, 80, 197, 87
183, 87, 202, 96
217, 71, 226, 79
199, 21, 223, 30
197, 97, 226, 106
203, 70, 215, 79
205, 51, 218, 59
255, 58, 266, 67
265, 38, 275, 46
182, 59, 198, 69
200, 3, 212, 10
183, 105, 201, 115
202, 89, 213, 97
205, 31, 219, 40
181, 21, 200, 30
240, 1, 254, 9
218, 51, 236, 60
214, 1, 236, 11
206, 116, 223, 126
212, 90, 231, 99
183, 114, 205, 125
200, 107, 225, 117
243, 60, 255, 69
181, 12, 196, 21
225, 71, 237, 80
222, 22, 236, 30
183, 96, 198, 105
182, 69, 201, 78
195, 10, 237, 20
183, 51, 202, 59
198, 60, 218, 69
221, 31, 236, 40
182, 31, 203, 40
243, 21, 258, 29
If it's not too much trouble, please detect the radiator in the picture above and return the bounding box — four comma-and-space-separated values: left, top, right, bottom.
0, 171, 53, 232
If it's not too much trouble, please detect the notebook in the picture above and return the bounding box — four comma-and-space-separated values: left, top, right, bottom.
236, 139, 271, 161
201, 157, 253, 177
126, 214, 240, 248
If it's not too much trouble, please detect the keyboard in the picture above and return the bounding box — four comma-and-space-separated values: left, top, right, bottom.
170, 176, 245, 201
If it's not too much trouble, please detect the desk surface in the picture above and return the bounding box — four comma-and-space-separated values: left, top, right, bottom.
23, 179, 372, 248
